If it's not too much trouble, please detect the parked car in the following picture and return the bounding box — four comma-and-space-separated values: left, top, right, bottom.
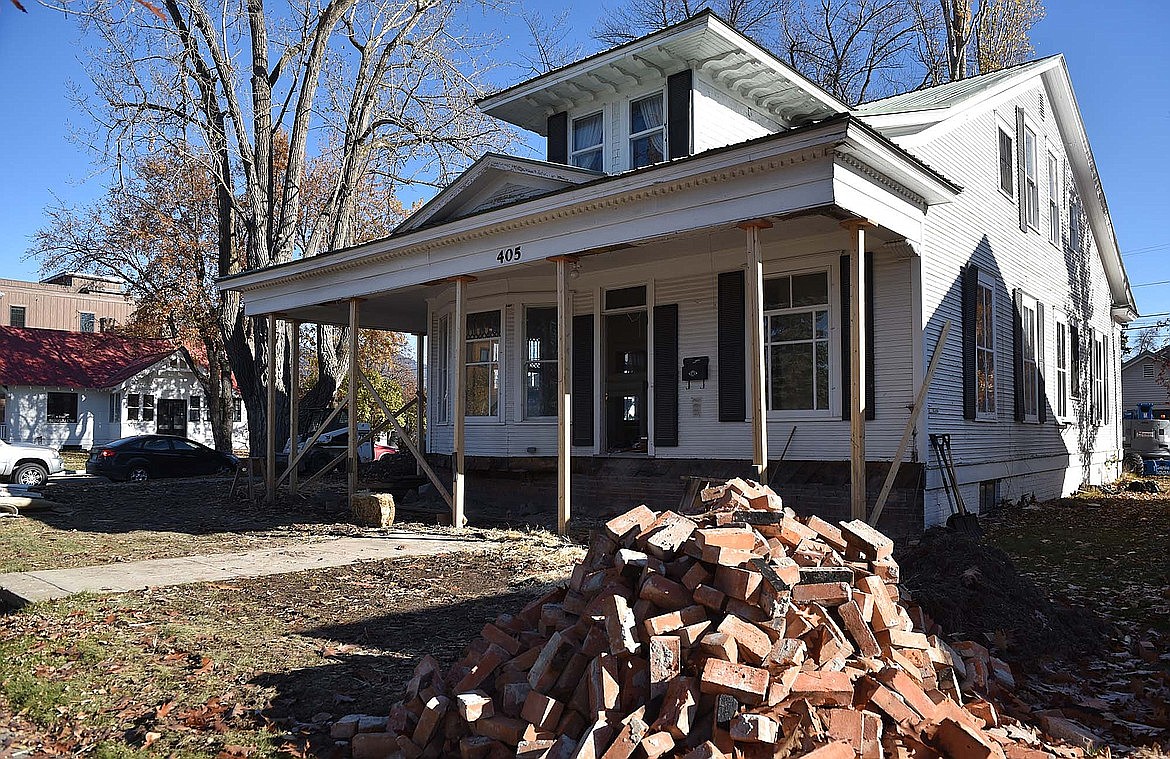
373, 442, 398, 460
0, 439, 65, 487
86, 435, 239, 482
282, 424, 386, 472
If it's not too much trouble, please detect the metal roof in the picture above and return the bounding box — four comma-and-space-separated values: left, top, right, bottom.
853, 57, 1059, 116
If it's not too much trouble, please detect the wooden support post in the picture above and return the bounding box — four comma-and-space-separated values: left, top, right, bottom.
550, 255, 577, 534
289, 319, 300, 496
415, 332, 425, 477
265, 313, 277, 505
347, 299, 360, 509
452, 277, 472, 529
739, 219, 772, 483
843, 220, 873, 520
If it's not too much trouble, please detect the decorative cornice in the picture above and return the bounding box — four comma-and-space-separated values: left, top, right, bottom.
834, 151, 928, 210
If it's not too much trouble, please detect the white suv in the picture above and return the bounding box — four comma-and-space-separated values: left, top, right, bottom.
0, 439, 66, 487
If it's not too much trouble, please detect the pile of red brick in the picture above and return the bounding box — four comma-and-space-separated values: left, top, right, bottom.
352, 479, 1079, 759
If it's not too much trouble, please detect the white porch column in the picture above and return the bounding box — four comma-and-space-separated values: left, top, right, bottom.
451, 276, 474, 529
550, 255, 576, 534
347, 299, 360, 508
415, 332, 425, 476
265, 313, 277, 505
740, 219, 773, 483
843, 219, 873, 520
289, 319, 300, 496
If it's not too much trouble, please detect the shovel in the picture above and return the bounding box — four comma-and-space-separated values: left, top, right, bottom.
931, 434, 982, 537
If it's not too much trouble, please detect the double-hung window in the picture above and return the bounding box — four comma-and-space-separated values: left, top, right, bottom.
1054, 318, 1068, 419
629, 93, 665, 169
1023, 127, 1039, 229
997, 125, 1014, 197
79, 312, 95, 332
47, 392, 78, 423
9, 305, 26, 328
465, 310, 501, 418
571, 113, 603, 172
975, 273, 997, 418
435, 315, 450, 424
108, 392, 121, 423
523, 306, 557, 419
1047, 152, 1060, 245
763, 271, 831, 412
1019, 294, 1040, 422
1069, 192, 1084, 252
1091, 332, 1107, 425
189, 396, 202, 423
128, 393, 155, 423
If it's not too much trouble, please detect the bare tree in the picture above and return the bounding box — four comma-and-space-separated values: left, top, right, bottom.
594, 0, 781, 46
51, 0, 512, 452
519, 8, 583, 75
973, 0, 1044, 75
915, 0, 1045, 83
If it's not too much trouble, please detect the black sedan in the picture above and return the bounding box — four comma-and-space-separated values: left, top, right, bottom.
86, 435, 239, 482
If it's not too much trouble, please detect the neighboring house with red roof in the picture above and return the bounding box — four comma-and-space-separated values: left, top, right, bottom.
0, 326, 248, 449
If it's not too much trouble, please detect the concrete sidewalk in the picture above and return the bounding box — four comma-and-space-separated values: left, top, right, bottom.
0, 532, 498, 606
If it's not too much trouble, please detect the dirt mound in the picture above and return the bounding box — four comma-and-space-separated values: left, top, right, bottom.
899, 528, 1110, 664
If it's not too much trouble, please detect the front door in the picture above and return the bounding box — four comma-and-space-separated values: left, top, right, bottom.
157, 399, 188, 437
603, 286, 649, 454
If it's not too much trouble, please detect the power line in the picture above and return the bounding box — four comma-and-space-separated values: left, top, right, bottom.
1132, 279, 1170, 289
1122, 242, 1170, 258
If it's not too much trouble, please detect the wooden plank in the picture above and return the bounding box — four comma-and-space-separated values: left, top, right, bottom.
276, 403, 344, 489
843, 221, 872, 521
553, 256, 574, 534
265, 313, 277, 505
415, 332, 425, 478
452, 277, 468, 528
348, 299, 359, 509
739, 220, 771, 482
289, 319, 300, 496
300, 416, 391, 490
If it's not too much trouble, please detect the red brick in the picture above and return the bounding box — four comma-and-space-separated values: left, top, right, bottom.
860, 676, 924, 729
791, 670, 855, 707
932, 719, 1005, 759
715, 615, 772, 665
729, 713, 779, 743
700, 545, 754, 566
588, 653, 621, 713
520, 691, 563, 731
792, 582, 852, 606
472, 715, 528, 746
411, 694, 451, 748
604, 594, 640, 655
805, 515, 848, 552
648, 635, 681, 698
678, 620, 711, 646
767, 638, 806, 667
644, 604, 706, 636
528, 632, 572, 693
871, 556, 901, 583
599, 710, 650, 759
480, 623, 522, 656
352, 733, 403, 759
839, 599, 882, 658
639, 573, 691, 609
640, 511, 698, 558
605, 505, 658, 542
640, 731, 676, 758
839, 519, 894, 560
455, 644, 509, 692
700, 631, 738, 662
877, 667, 940, 722
801, 742, 856, 759
693, 584, 727, 611
715, 565, 762, 600
652, 676, 699, 739
681, 561, 712, 591
698, 659, 769, 705
696, 527, 757, 551
571, 718, 616, 759
456, 691, 494, 722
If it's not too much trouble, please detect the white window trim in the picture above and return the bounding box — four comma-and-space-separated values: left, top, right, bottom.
463, 307, 504, 424
433, 312, 451, 426
1053, 313, 1071, 422
1019, 292, 1040, 423
519, 302, 558, 423
79, 311, 96, 333
9, 304, 28, 328
995, 115, 1015, 200
762, 265, 837, 420
974, 270, 998, 422
1022, 124, 1039, 231
570, 110, 604, 172
628, 90, 666, 170
1047, 149, 1061, 247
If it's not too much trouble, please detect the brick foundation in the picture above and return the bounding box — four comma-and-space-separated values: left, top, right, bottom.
424, 455, 925, 542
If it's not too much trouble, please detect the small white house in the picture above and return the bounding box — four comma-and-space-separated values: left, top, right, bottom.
0, 326, 248, 450
1121, 349, 1170, 411
220, 12, 1135, 535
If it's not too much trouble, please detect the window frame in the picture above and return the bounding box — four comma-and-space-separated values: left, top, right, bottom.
108, 392, 121, 423
9, 305, 27, 328
464, 309, 503, 421
1018, 292, 1040, 423
521, 304, 558, 421
974, 270, 998, 421
1023, 125, 1039, 230
79, 311, 96, 333
1069, 190, 1084, 253
434, 313, 451, 425
46, 392, 79, 424
762, 267, 835, 417
996, 121, 1015, 199
1047, 150, 1060, 246
570, 111, 604, 172
1054, 315, 1069, 421
189, 395, 202, 423
628, 90, 666, 170
142, 394, 156, 423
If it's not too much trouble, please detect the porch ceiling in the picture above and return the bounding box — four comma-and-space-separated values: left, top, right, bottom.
275, 284, 430, 333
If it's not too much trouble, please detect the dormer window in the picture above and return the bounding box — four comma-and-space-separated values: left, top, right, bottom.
630, 93, 665, 169
572, 113, 604, 171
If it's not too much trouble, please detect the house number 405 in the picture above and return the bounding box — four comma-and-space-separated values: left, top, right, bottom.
496, 246, 522, 264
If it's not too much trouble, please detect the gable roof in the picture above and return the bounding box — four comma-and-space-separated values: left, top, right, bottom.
478, 10, 846, 135
853, 57, 1058, 117
1122, 347, 1170, 371
0, 327, 181, 390
395, 154, 603, 234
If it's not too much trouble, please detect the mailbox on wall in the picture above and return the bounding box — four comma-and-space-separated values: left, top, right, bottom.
682, 356, 709, 387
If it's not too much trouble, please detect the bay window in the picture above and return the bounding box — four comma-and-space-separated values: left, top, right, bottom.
763, 271, 831, 412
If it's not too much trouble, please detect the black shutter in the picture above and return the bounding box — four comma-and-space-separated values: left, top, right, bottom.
1037, 301, 1047, 422
547, 111, 568, 165
840, 253, 876, 420
718, 271, 746, 422
1013, 288, 1025, 421
962, 264, 979, 420
654, 304, 679, 446
667, 69, 693, 161
572, 314, 594, 446
1070, 322, 1081, 399
1016, 107, 1028, 232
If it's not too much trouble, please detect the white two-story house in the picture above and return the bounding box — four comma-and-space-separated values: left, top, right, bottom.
220, 11, 1134, 536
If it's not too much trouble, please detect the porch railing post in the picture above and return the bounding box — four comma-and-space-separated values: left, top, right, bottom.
415, 332, 425, 477
452, 277, 470, 529
289, 319, 300, 496
347, 299, 360, 508
843, 219, 873, 520
265, 313, 277, 505
740, 219, 773, 483
550, 255, 576, 534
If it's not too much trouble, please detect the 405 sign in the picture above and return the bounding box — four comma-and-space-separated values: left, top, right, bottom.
495, 246, 523, 264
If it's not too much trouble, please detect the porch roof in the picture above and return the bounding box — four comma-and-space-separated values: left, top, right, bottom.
219, 116, 959, 331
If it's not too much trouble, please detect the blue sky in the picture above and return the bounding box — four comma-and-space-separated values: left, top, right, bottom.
1, 1, 1167, 338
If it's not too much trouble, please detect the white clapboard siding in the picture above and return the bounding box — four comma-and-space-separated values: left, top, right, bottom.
692, 73, 780, 154
1121, 358, 1170, 409
910, 84, 1122, 523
